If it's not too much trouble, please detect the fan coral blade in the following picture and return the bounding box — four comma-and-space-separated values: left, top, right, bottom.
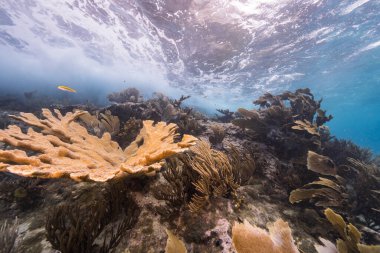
357, 244, 380, 253
289, 187, 343, 206
307, 151, 336, 176
165, 229, 187, 253
315, 238, 338, 253
232, 219, 299, 253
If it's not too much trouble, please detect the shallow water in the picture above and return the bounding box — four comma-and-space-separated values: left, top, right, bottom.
0, 1, 379, 253
0, 0, 379, 152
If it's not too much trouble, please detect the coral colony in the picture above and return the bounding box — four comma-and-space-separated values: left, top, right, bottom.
0, 88, 379, 252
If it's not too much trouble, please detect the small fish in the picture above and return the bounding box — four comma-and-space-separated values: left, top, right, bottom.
57, 85, 76, 93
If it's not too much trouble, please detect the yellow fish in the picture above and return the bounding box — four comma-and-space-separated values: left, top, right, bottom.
57, 85, 76, 93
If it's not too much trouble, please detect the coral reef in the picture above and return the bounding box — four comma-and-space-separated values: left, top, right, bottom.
289, 177, 348, 207
232, 88, 332, 159
185, 141, 240, 212
307, 151, 337, 176
318, 208, 380, 253
227, 145, 256, 186
46, 182, 140, 253
114, 117, 143, 149
105, 90, 205, 136
153, 156, 194, 218
153, 140, 254, 215
79, 110, 120, 137
323, 139, 374, 166
0, 87, 379, 252
232, 219, 299, 253
0, 109, 197, 181
107, 87, 143, 104
0, 174, 45, 212
216, 109, 235, 123
289, 151, 348, 208
344, 158, 380, 224
123, 120, 197, 174
209, 125, 226, 146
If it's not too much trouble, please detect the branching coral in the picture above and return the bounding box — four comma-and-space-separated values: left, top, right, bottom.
122, 120, 197, 174
232, 89, 332, 159
209, 125, 226, 146
323, 139, 373, 166
0, 109, 197, 182
345, 158, 380, 223
186, 141, 240, 212
107, 87, 142, 104
172, 95, 191, 108
154, 141, 247, 214
153, 156, 195, 217
232, 219, 299, 253
45, 183, 140, 253
0, 218, 19, 253
292, 120, 320, 136
215, 109, 235, 123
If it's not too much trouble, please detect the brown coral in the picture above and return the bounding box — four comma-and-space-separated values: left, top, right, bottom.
232, 219, 299, 253
322, 208, 380, 253
186, 141, 240, 212
45, 183, 140, 253
107, 87, 142, 103
292, 120, 319, 136
307, 151, 337, 176
0, 109, 197, 182
289, 177, 347, 207
122, 120, 198, 175
154, 141, 241, 214
209, 125, 226, 146
79, 110, 120, 137
165, 229, 187, 253
232, 89, 331, 160
289, 151, 347, 208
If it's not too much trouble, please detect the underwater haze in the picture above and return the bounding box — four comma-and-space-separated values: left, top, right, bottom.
0, 0, 380, 152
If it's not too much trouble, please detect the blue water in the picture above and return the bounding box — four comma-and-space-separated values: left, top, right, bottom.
0, 0, 379, 153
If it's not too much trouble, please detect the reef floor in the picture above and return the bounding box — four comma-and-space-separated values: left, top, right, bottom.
0, 88, 379, 253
